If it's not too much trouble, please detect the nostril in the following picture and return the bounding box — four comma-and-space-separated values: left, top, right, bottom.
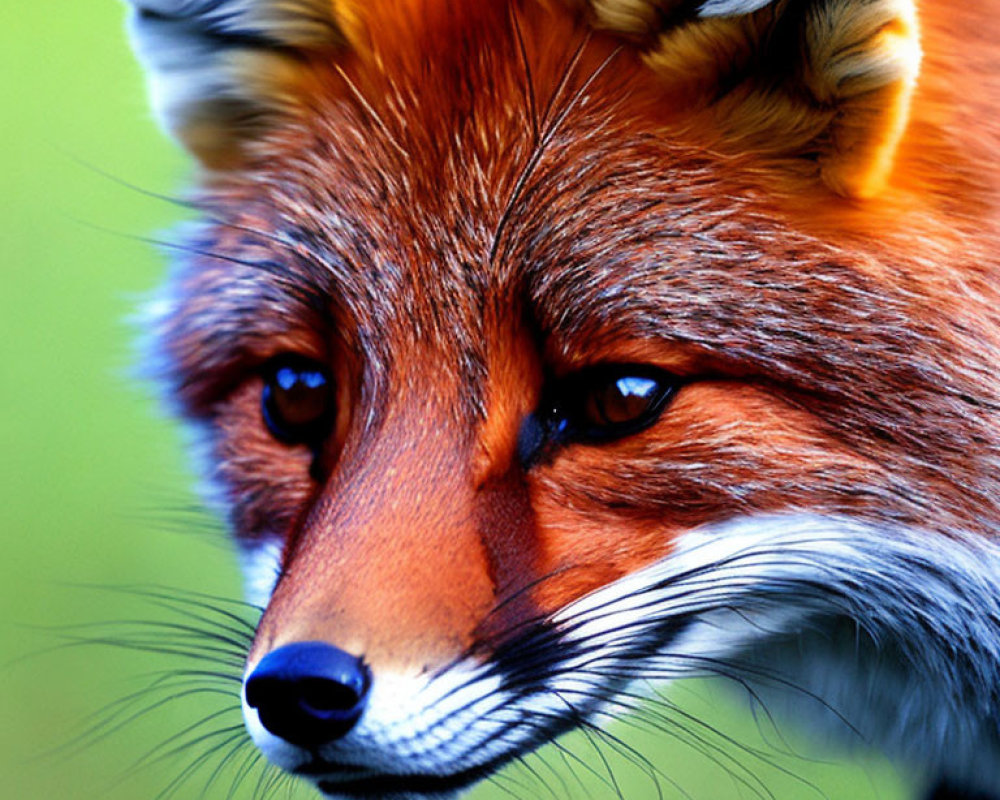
297, 677, 362, 717
244, 641, 371, 747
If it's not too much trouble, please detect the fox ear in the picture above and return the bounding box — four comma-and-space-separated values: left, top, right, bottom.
126, 0, 349, 168
582, 0, 921, 198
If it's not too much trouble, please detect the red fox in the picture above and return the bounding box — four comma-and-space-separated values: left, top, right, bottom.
125, 0, 1000, 797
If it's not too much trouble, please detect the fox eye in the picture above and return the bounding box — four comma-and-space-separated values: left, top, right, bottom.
558, 365, 679, 443
261, 356, 334, 446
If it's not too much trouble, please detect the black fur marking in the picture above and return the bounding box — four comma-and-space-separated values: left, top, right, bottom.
488, 619, 580, 694
489, 613, 695, 696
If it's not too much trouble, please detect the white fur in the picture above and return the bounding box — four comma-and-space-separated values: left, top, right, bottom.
242, 661, 524, 798
698, 0, 774, 16
555, 516, 1000, 792
242, 513, 1000, 797
238, 538, 283, 608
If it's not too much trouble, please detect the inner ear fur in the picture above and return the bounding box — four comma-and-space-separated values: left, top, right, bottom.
126, 0, 350, 168
580, 0, 921, 198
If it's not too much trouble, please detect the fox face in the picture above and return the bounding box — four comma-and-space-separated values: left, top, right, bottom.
126, 0, 1000, 798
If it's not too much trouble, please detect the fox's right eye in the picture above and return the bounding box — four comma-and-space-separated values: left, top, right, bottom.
261, 356, 334, 447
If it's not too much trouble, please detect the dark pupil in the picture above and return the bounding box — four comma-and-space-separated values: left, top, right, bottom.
588, 375, 660, 426
271, 366, 328, 429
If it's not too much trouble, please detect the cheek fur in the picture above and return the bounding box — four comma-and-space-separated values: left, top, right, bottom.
524, 381, 897, 599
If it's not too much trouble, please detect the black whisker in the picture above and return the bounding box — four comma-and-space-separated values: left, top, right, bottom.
514, 752, 561, 800
226, 747, 266, 800
60, 151, 201, 211
40, 582, 265, 799
572, 709, 626, 800
491, 756, 538, 800
153, 727, 250, 800
556, 686, 775, 800
252, 759, 288, 800
62, 676, 239, 757
131, 715, 246, 774
580, 721, 669, 800
527, 743, 574, 800
193, 726, 256, 796
488, 30, 593, 266
551, 738, 599, 799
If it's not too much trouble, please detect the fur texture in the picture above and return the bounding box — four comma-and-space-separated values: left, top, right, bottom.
576, 0, 922, 196
129, 0, 921, 195
127, 0, 346, 166
240, 515, 1000, 795
126, 0, 1000, 797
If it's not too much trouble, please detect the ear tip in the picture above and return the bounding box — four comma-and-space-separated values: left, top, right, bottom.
125, 0, 347, 166
819, 5, 923, 198
821, 157, 892, 200
821, 82, 918, 199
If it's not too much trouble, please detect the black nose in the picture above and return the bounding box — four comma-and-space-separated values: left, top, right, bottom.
244, 641, 372, 746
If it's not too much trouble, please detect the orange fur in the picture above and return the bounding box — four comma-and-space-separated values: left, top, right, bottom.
128, 0, 1000, 793
161, 0, 1000, 660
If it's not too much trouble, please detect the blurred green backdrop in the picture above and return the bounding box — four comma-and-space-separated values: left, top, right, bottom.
1, 2, 912, 799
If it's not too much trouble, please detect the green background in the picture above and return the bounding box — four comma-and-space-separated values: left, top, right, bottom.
1, 2, 911, 798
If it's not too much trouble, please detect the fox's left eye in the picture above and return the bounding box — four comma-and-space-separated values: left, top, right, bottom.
261, 356, 334, 446
557, 365, 679, 443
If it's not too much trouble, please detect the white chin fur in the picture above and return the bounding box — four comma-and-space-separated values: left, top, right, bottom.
241, 513, 1000, 796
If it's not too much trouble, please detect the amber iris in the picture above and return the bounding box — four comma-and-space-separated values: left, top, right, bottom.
557, 365, 678, 443
261, 356, 334, 446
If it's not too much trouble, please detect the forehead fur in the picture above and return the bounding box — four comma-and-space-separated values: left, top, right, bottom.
130, 0, 924, 195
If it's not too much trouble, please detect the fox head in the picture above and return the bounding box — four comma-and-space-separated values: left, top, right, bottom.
126, 0, 1000, 797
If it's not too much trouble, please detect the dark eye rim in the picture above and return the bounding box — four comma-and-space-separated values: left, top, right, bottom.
260, 354, 335, 447
551, 363, 681, 444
